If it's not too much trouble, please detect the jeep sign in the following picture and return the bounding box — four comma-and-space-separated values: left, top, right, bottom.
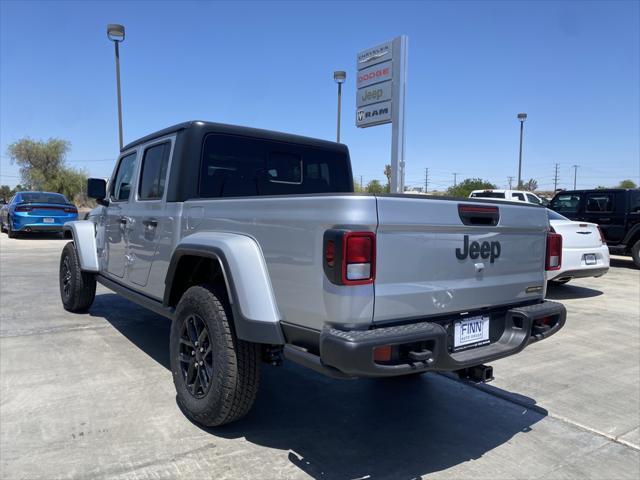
357, 81, 392, 108
356, 101, 392, 127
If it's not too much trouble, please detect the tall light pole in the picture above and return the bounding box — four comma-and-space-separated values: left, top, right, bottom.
107, 24, 125, 150
573, 164, 579, 190
333, 71, 346, 142
517, 112, 527, 189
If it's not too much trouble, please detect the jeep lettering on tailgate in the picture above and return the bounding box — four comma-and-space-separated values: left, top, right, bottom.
455, 235, 501, 263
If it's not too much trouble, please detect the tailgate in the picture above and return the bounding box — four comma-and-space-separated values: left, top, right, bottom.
373, 196, 548, 323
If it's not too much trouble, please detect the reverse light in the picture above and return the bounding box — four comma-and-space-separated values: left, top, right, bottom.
323, 230, 376, 285
546, 231, 563, 271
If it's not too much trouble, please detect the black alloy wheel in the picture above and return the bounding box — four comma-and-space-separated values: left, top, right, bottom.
61, 255, 73, 301
179, 313, 214, 399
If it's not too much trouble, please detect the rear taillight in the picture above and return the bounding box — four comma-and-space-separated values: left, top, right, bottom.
64, 206, 78, 213
323, 230, 376, 285
546, 231, 562, 271
597, 226, 606, 245
15, 205, 32, 212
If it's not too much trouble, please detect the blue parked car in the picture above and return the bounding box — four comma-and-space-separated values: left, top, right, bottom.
0, 191, 78, 238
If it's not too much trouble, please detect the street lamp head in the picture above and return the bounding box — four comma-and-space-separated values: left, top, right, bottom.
107, 24, 125, 42
333, 71, 346, 84
517, 112, 527, 122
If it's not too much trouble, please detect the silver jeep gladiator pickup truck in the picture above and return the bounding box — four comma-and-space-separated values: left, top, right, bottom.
60, 121, 566, 426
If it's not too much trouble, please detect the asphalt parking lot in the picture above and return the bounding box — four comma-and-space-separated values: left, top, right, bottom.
1, 234, 639, 479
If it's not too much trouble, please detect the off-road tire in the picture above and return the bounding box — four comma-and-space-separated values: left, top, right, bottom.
632, 240, 640, 268
59, 241, 96, 312
170, 284, 260, 427
0, 220, 6, 233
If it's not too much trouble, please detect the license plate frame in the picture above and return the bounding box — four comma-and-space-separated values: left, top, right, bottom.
584, 253, 597, 265
454, 315, 490, 351
43, 217, 55, 224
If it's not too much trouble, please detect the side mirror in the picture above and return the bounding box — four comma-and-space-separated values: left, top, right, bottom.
87, 178, 108, 206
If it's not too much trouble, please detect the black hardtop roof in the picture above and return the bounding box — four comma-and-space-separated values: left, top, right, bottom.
553, 188, 638, 195
122, 121, 346, 152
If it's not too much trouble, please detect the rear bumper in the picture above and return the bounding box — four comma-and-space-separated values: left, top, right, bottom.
546, 244, 610, 281
551, 267, 609, 281
12, 212, 78, 232
288, 301, 566, 378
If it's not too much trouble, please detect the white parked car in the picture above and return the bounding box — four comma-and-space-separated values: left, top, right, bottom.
470, 189, 546, 205
546, 209, 610, 284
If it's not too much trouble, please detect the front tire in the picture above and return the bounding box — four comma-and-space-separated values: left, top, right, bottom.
631, 240, 640, 268
59, 241, 96, 312
170, 285, 260, 427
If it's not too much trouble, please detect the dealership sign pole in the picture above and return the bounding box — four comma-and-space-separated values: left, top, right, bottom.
356, 35, 408, 193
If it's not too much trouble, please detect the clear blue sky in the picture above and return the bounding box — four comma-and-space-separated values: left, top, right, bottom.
1, 0, 638, 191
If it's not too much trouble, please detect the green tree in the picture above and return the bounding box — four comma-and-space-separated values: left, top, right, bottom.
383, 164, 392, 193
618, 179, 637, 189
366, 179, 385, 193
0, 185, 11, 200
6, 138, 87, 200
353, 177, 363, 192
447, 178, 497, 198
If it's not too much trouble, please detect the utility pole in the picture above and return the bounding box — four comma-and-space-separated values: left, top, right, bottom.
425, 168, 429, 193
507, 176, 514, 189
553, 163, 560, 191
453, 172, 459, 187
572, 165, 579, 190
360, 175, 364, 191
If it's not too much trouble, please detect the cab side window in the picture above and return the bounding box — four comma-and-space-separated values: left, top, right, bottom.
526, 193, 541, 204
512, 192, 525, 201
138, 142, 171, 200
585, 193, 614, 213
110, 152, 137, 202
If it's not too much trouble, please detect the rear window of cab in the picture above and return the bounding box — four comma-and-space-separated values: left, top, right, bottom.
198, 134, 351, 198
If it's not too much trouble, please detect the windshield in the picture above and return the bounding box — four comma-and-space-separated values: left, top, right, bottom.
470, 191, 505, 199
547, 209, 569, 221
18, 192, 69, 204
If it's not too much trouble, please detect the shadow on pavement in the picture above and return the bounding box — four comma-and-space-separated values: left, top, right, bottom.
4, 232, 68, 241
90, 293, 171, 369
610, 257, 638, 270
90, 292, 546, 479
546, 283, 603, 300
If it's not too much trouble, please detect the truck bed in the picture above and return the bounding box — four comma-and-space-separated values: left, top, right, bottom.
182, 193, 549, 331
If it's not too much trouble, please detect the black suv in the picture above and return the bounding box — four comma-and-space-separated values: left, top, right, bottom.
549, 189, 640, 267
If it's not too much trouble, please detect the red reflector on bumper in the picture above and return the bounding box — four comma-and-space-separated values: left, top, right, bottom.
373, 345, 392, 362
